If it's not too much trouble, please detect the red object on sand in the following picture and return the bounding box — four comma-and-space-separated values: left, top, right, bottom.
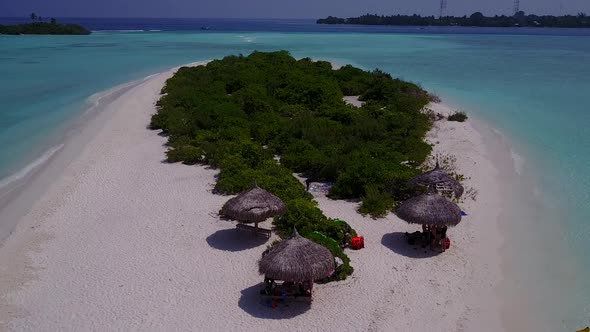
350, 236, 364, 250
443, 237, 451, 250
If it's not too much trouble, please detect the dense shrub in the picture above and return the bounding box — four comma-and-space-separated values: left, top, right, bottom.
152, 51, 434, 281
317, 12, 590, 29
448, 111, 468, 122
0, 21, 90, 35
359, 184, 395, 217
306, 232, 353, 281
166, 145, 203, 164
275, 199, 356, 280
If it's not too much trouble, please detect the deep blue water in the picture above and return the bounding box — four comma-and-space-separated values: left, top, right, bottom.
3, 16, 590, 35
0, 18, 589, 329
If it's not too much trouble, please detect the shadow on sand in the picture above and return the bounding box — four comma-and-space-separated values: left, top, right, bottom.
381, 232, 441, 258
206, 228, 269, 252
238, 283, 311, 319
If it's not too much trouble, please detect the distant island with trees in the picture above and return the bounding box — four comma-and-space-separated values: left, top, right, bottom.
317, 12, 590, 28
0, 13, 90, 35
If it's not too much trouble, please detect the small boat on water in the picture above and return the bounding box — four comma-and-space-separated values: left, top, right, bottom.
201, 26, 212, 30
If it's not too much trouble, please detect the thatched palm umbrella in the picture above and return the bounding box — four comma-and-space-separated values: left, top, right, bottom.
259, 229, 335, 283
396, 193, 462, 227
409, 164, 464, 198
219, 185, 286, 230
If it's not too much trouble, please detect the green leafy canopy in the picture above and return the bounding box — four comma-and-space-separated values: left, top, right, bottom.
151, 51, 433, 280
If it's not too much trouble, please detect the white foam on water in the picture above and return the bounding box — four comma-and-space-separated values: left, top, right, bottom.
0, 63, 207, 201
86, 80, 138, 108
489, 126, 526, 176
85, 72, 161, 114
0, 70, 163, 201
510, 148, 525, 175
93, 29, 145, 33
144, 73, 160, 80
491, 127, 502, 136
0, 144, 64, 193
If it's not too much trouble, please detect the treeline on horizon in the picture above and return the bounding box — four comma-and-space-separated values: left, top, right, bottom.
0, 14, 90, 35
150, 51, 434, 280
317, 11, 590, 28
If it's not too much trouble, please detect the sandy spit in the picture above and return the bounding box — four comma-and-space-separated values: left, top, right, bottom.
0, 65, 506, 331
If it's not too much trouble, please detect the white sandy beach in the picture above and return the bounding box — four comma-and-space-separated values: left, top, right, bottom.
0, 64, 511, 331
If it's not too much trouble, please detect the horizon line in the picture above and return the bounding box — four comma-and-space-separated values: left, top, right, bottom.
1, 11, 586, 20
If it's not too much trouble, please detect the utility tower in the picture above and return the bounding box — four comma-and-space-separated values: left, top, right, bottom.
513, 0, 520, 15
439, 0, 447, 19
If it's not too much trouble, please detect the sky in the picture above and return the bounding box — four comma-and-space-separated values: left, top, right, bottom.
1, 0, 588, 18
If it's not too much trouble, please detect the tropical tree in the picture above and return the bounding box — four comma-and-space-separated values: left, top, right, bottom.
514, 10, 526, 19
30, 12, 37, 21
51, 18, 57, 24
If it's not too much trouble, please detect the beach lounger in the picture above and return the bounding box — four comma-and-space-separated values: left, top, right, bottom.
236, 223, 272, 238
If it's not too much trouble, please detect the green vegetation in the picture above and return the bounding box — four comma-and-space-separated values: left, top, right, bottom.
0, 16, 90, 35
317, 12, 590, 28
151, 51, 433, 280
448, 111, 468, 122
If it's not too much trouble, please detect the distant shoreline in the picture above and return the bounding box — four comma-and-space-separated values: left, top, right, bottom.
317, 12, 590, 28
0, 21, 90, 35
3, 18, 590, 35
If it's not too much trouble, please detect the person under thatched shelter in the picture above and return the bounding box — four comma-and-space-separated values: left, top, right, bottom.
409, 163, 464, 198
397, 193, 462, 251
219, 185, 286, 237
258, 229, 335, 301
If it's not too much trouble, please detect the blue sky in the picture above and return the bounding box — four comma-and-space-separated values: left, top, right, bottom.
1, 0, 588, 18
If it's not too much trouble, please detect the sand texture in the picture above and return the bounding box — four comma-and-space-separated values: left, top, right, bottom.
0, 66, 506, 331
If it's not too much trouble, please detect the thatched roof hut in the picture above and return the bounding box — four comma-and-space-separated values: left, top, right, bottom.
396, 193, 462, 227
220, 186, 286, 223
409, 164, 464, 198
259, 229, 335, 282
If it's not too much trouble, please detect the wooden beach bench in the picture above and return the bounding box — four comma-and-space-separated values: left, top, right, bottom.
236, 223, 272, 238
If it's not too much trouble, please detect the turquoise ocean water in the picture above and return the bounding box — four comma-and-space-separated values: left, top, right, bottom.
0, 23, 588, 329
